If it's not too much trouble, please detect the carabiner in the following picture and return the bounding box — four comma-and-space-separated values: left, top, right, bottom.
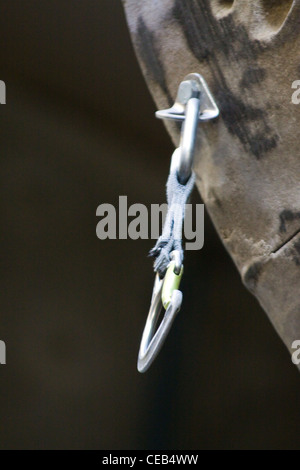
156, 73, 219, 184
137, 254, 184, 373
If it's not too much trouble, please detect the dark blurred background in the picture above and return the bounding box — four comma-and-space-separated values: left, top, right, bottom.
0, 0, 299, 450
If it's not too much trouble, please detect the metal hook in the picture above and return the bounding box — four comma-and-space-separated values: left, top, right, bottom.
156, 73, 219, 185
137, 252, 184, 373
179, 97, 201, 184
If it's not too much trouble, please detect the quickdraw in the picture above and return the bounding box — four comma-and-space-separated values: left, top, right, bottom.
137, 73, 219, 373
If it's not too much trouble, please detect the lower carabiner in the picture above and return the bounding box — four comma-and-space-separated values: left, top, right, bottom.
137, 264, 183, 373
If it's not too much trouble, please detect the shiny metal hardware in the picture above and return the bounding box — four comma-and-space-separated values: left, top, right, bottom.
156, 73, 219, 184
138, 74, 219, 373
137, 251, 183, 373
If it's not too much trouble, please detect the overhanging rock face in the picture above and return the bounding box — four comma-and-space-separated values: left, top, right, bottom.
123, 0, 300, 366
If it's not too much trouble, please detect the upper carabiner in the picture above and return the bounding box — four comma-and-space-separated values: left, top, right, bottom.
156, 73, 219, 184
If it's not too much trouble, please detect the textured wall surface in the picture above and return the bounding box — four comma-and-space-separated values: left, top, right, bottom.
123, 0, 300, 364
